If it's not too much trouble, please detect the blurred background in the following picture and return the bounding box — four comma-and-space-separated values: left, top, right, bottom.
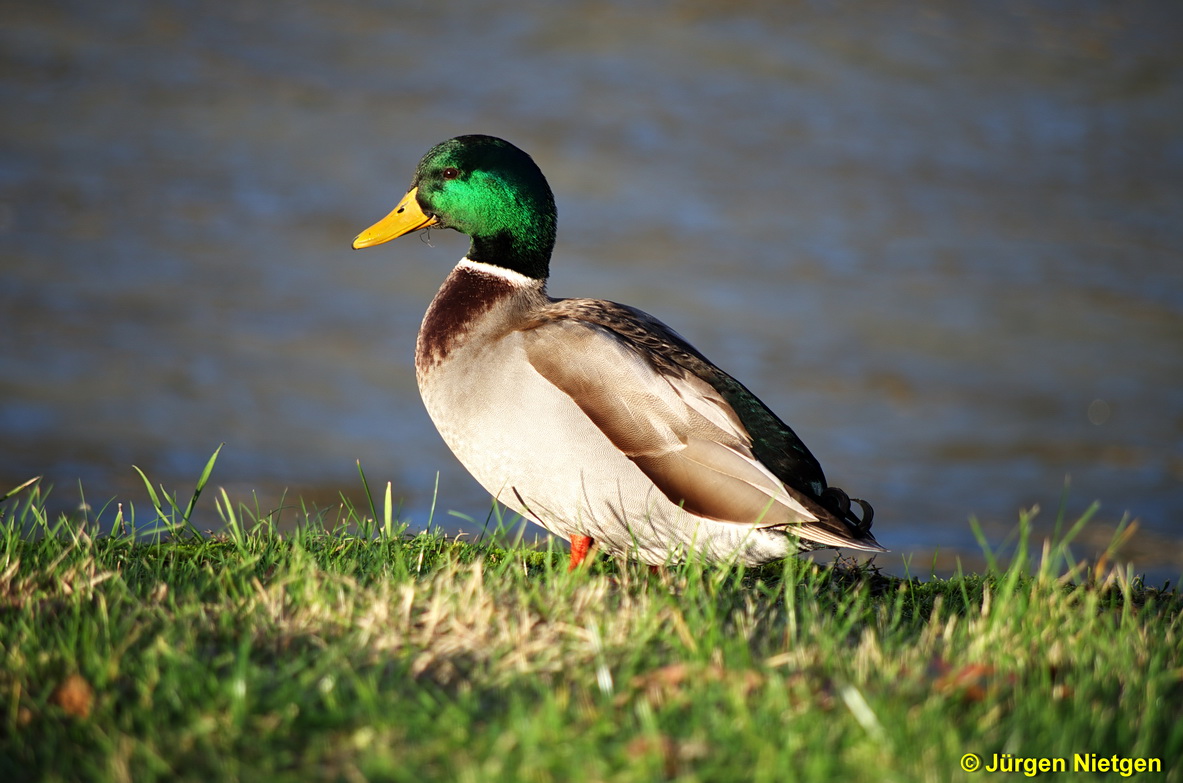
2, 0, 1181, 580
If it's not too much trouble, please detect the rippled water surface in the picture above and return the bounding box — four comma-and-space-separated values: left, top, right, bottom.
3, 1, 1181, 578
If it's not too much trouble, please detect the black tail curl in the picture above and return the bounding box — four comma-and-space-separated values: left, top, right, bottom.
820, 486, 875, 538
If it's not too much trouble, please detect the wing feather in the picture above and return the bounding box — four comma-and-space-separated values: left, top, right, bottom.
519, 298, 884, 552
524, 318, 817, 528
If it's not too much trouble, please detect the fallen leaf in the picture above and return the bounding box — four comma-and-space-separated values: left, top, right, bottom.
50, 674, 93, 719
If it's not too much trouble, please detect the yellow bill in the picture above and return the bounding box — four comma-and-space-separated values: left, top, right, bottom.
352, 187, 438, 249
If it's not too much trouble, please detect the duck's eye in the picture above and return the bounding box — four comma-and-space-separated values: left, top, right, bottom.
441, 167, 460, 180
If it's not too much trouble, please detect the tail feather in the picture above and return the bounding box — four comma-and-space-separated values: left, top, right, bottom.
795, 486, 884, 552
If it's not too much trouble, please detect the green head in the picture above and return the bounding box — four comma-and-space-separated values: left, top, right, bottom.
353, 135, 557, 280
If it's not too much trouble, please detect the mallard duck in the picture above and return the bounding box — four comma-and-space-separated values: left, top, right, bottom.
353, 135, 883, 568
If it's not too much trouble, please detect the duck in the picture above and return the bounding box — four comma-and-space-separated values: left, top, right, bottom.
353, 135, 884, 569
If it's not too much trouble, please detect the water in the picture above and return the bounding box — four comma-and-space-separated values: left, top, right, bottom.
3, 1, 1181, 579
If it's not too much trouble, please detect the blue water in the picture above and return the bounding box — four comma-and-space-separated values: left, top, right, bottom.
2, 1, 1181, 579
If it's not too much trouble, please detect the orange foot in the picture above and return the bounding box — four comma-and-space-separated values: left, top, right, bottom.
569, 535, 594, 570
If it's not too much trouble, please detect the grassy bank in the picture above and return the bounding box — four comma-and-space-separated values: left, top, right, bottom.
1, 462, 1180, 782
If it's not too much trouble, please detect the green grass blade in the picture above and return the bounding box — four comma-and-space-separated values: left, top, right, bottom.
180, 443, 223, 533
357, 460, 378, 532
132, 464, 167, 524
2, 476, 41, 504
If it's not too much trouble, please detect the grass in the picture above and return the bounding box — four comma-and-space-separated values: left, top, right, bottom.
1, 453, 1180, 782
